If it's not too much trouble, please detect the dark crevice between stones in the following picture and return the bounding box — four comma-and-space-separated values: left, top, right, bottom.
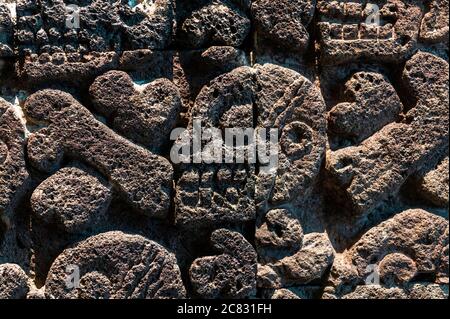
0, 217, 6, 248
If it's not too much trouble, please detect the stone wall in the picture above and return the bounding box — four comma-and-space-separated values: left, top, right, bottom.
0, 0, 448, 299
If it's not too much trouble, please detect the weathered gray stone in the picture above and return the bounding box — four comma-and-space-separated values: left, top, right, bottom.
173, 47, 249, 122
342, 285, 408, 299
16, 0, 174, 55
378, 253, 417, 287
0, 98, 29, 219
417, 157, 449, 207
0, 263, 30, 299
20, 52, 121, 88
419, 0, 449, 44
406, 283, 449, 299
190, 229, 257, 299
256, 209, 303, 263
328, 72, 403, 143
256, 64, 327, 208
317, 0, 422, 64
45, 231, 186, 299
258, 233, 335, 288
269, 288, 301, 299
347, 209, 448, 283
31, 166, 112, 234
178, 0, 250, 48
24, 89, 173, 219
342, 283, 449, 299
324, 254, 359, 297
0, 0, 448, 301
0, 1, 14, 57
252, 0, 315, 53
326, 52, 449, 215
20, 50, 174, 88
90, 70, 182, 151
175, 64, 326, 226
175, 66, 258, 227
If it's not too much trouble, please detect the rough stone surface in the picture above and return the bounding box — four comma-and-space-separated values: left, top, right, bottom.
174, 66, 257, 227
0, 98, 29, 219
342, 285, 408, 299
326, 52, 449, 215
267, 288, 302, 299
0, 263, 30, 299
177, 0, 251, 48
317, 0, 423, 64
258, 233, 335, 288
173, 46, 249, 122
256, 209, 303, 263
323, 254, 359, 297
31, 166, 112, 234
417, 157, 449, 207
19, 50, 175, 88
252, 0, 315, 54
406, 283, 449, 299
90, 70, 182, 151
327, 72, 403, 143
341, 283, 450, 299
348, 209, 448, 283
189, 229, 257, 299
0, 0, 448, 300
256, 64, 327, 208
16, 0, 174, 55
419, 0, 449, 44
0, 1, 14, 57
175, 63, 326, 226
24, 89, 173, 219
378, 253, 417, 287
45, 231, 186, 299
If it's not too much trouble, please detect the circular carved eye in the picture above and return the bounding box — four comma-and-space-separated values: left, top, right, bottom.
379, 253, 417, 287
0, 139, 8, 165
280, 121, 313, 159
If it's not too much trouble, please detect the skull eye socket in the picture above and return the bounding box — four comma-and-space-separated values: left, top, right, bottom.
280, 121, 314, 159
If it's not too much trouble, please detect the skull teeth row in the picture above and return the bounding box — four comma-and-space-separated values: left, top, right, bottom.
318, 22, 394, 40
318, 1, 398, 21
